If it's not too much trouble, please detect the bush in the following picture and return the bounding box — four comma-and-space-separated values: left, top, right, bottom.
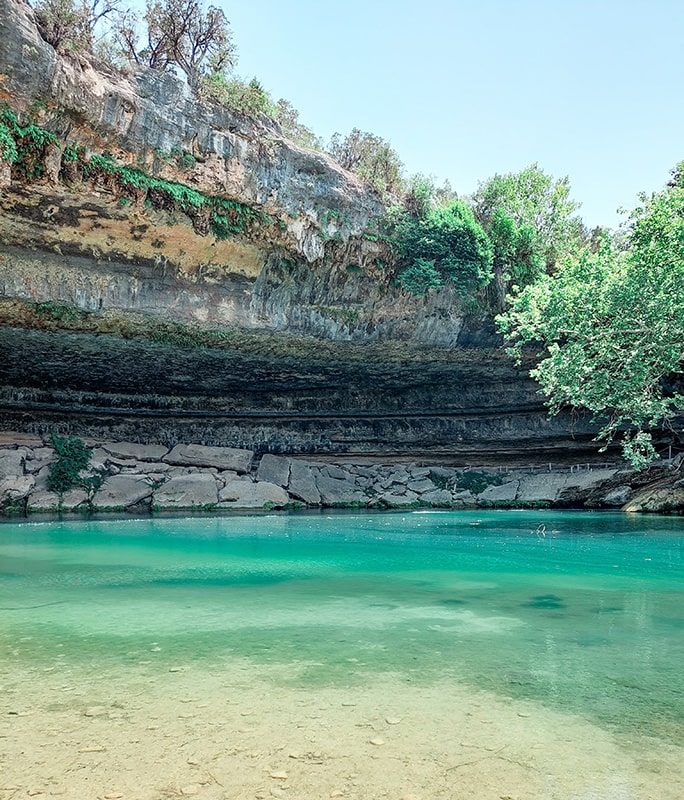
47, 434, 92, 494
391, 200, 493, 295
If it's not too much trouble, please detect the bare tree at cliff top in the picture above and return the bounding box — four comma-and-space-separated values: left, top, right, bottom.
116, 0, 235, 89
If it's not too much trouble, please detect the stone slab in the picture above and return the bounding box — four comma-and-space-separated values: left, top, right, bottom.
153, 473, 219, 508
95, 474, 154, 509
163, 444, 254, 473
256, 454, 291, 487
288, 461, 321, 505
219, 478, 290, 509
478, 480, 520, 502
101, 442, 170, 462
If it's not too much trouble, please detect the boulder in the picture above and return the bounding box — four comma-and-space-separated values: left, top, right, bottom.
153, 473, 219, 508
0, 474, 35, 502
378, 490, 419, 507
559, 468, 618, 505
478, 480, 519, 503
94, 474, 154, 509
315, 472, 366, 506
219, 478, 290, 509
420, 489, 454, 506
601, 485, 633, 507
0, 449, 27, 478
288, 461, 321, 505
451, 489, 477, 505
24, 447, 55, 473
320, 464, 349, 481
256, 454, 291, 487
516, 473, 569, 503
623, 484, 684, 513
163, 444, 253, 473
28, 487, 88, 511
407, 478, 437, 494
102, 442, 169, 462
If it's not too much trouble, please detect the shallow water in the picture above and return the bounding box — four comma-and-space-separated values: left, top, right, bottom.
2, 510, 684, 799
3, 510, 684, 736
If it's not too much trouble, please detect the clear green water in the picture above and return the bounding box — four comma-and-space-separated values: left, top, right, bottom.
2, 510, 683, 743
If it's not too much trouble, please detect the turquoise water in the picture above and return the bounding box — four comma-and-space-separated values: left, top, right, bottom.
2, 510, 684, 743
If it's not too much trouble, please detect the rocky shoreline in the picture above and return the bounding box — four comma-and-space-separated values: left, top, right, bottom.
1, 433, 682, 516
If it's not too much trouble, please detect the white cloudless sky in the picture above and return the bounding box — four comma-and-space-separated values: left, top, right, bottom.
149, 0, 684, 229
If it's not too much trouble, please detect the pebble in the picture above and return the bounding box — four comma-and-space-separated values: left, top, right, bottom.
104, 794, 124, 799
369, 738, 385, 746
169, 667, 183, 672
330, 792, 345, 798
269, 771, 288, 780
27, 792, 44, 797
385, 717, 402, 725
79, 746, 106, 753
270, 789, 284, 798
517, 712, 530, 718
84, 706, 107, 717
180, 785, 200, 796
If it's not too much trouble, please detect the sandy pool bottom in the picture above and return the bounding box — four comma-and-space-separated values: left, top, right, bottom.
1, 656, 682, 800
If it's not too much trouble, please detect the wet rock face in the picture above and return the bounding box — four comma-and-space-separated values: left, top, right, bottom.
0, 327, 608, 460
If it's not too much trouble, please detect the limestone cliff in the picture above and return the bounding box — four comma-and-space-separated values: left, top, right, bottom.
0, 0, 645, 471
0, 0, 473, 344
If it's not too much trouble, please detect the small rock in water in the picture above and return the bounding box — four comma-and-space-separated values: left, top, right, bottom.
385, 717, 402, 725
369, 738, 385, 746
517, 712, 530, 718
169, 667, 183, 672
269, 771, 288, 780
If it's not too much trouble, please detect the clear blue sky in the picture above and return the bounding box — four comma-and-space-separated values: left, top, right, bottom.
219, 0, 683, 229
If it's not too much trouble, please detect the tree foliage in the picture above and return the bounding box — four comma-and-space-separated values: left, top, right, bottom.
328, 128, 404, 199
497, 165, 684, 468
34, 0, 120, 51
391, 200, 493, 296
115, 0, 234, 89
473, 164, 585, 307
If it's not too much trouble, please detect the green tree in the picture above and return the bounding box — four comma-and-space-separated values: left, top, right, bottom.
473, 164, 585, 307
391, 200, 493, 296
497, 164, 684, 468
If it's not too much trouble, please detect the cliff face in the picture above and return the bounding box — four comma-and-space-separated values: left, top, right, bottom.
0, 0, 473, 345
0, 0, 612, 462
